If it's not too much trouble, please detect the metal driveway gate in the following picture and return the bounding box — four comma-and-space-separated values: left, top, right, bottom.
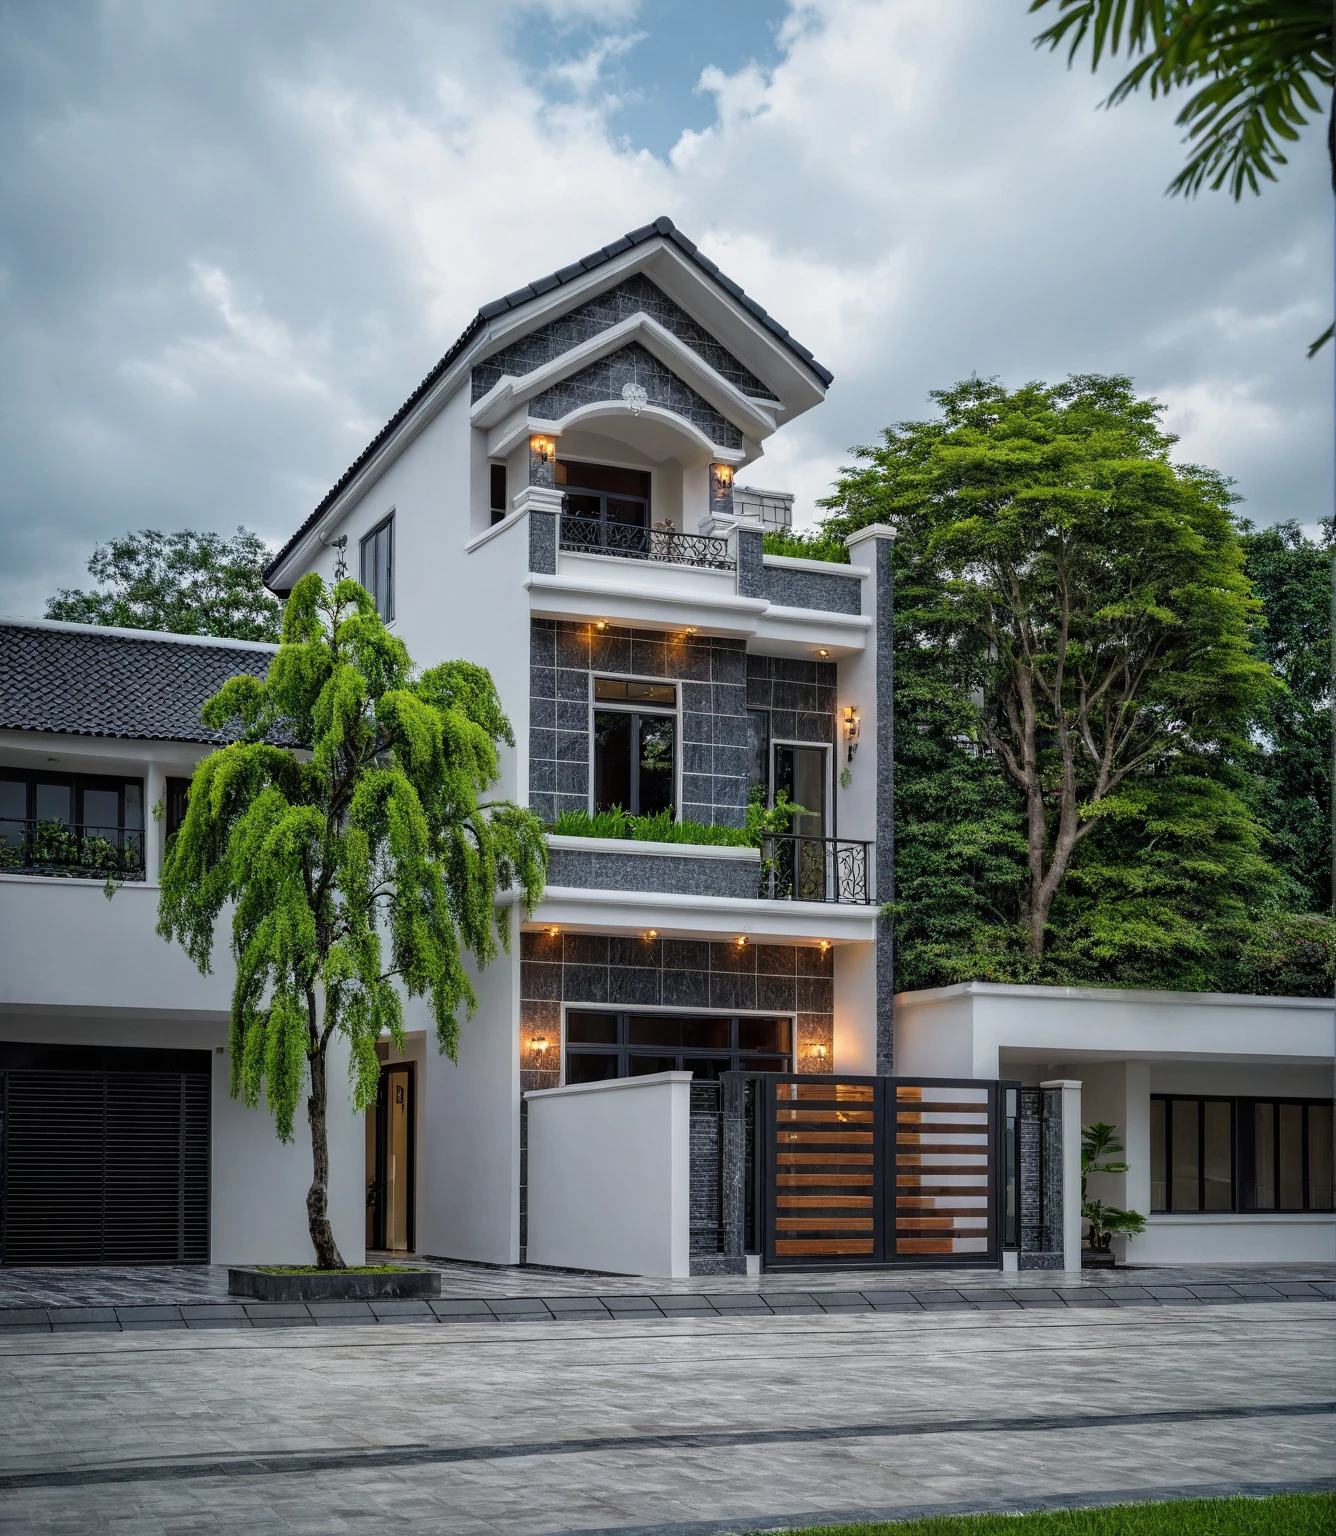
761, 1075, 1000, 1269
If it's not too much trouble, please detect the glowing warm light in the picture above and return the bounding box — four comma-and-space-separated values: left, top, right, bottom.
547, 926, 559, 938
816, 648, 829, 659
533, 1037, 548, 1055
529, 434, 556, 463
809, 1044, 828, 1060
595, 620, 607, 631
645, 930, 658, 940
714, 463, 734, 487
735, 935, 748, 947
819, 940, 830, 953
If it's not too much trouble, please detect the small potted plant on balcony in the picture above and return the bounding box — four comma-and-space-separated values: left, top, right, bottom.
1081, 1121, 1147, 1267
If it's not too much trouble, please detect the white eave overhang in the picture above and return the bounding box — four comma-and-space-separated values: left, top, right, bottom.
529, 887, 879, 944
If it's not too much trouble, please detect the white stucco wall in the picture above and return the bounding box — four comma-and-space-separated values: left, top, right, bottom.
419, 928, 523, 1265
525, 1070, 691, 1278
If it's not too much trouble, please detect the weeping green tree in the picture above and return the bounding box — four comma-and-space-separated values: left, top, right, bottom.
157, 574, 546, 1268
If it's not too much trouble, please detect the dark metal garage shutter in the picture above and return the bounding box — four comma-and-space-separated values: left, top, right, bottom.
0, 1048, 211, 1265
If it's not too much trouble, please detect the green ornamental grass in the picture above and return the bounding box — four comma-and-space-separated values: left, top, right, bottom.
780, 1492, 1334, 1535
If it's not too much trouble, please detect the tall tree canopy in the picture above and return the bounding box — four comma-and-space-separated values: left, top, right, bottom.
157, 574, 546, 1267
770, 374, 1329, 996
47, 527, 283, 642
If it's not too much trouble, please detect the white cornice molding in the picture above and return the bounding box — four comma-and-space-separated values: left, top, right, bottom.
762, 554, 869, 578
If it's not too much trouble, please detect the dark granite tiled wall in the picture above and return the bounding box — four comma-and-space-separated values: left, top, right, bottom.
529, 619, 750, 827
518, 930, 835, 1093
471, 274, 774, 403
745, 654, 838, 746
528, 342, 743, 452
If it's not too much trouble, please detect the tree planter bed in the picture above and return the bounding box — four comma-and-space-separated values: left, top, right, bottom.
228, 1267, 442, 1302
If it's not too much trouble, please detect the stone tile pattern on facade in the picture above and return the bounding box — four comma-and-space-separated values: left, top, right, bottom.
530, 620, 752, 827
518, 930, 835, 1094
527, 341, 744, 452
545, 845, 759, 899
761, 563, 862, 616
470, 273, 775, 404
746, 653, 838, 750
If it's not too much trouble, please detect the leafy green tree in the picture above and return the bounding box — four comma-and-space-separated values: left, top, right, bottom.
1238, 517, 1332, 912
47, 527, 283, 642
156, 574, 546, 1267
821, 375, 1273, 960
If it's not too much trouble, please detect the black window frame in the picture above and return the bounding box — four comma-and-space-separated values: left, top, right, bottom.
564, 1010, 795, 1084
359, 514, 394, 621
489, 463, 508, 526
591, 676, 678, 819
0, 768, 145, 848
1150, 1094, 1334, 1214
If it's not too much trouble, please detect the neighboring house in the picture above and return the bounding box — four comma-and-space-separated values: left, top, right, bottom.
1, 217, 1331, 1273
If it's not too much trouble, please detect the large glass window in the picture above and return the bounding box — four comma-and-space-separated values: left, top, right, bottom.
359, 515, 394, 620
0, 770, 145, 877
1152, 1095, 1334, 1213
557, 460, 652, 553
565, 1012, 792, 1083
592, 679, 676, 817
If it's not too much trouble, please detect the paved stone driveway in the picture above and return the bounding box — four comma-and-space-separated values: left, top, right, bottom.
0, 1300, 1331, 1533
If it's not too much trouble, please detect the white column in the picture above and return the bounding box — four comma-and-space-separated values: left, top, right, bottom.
143, 758, 167, 884
1042, 1078, 1083, 1272
1117, 1061, 1152, 1263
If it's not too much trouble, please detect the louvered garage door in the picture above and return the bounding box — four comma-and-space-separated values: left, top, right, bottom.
0, 1045, 210, 1265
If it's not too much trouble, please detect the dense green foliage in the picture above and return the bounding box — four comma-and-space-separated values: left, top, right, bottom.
1238, 517, 1332, 912
157, 574, 546, 1265
551, 795, 807, 849
784, 1492, 1335, 1535
47, 527, 283, 641
784, 375, 1330, 997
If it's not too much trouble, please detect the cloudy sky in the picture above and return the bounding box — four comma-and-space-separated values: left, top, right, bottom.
1, 0, 1329, 617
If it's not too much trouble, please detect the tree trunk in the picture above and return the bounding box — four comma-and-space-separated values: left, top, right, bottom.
306, 1047, 345, 1270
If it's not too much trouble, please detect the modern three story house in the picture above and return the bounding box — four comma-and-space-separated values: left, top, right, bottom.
1, 218, 1330, 1275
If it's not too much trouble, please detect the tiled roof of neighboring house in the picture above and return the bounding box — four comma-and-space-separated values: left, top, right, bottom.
264, 216, 833, 587
0, 620, 279, 744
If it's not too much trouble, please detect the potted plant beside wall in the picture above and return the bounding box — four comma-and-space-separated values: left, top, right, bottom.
1081, 1122, 1147, 1268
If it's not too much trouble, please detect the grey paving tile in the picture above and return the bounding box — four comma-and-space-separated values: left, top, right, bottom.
0, 1322, 51, 1333
429, 1299, 494, 1317
242, 1303, 312, 1318
862, 1290, 919, 1307
648, 1294, 714, 1311
49, 1320, 121, 1331
47, 1307, 118, 1323
121, 1319, 189, 1330
816, 1294, 872, 1310
913, 1291, 974, 1308
1275, 1282, 1321, 1296
0, 1309, 50, 1326
1188, 1285, 1240, 1299
702, 1293, 769, 1310
180, 1304, 249, 1320
116, 1304, 184, 1321
1016, 1298, 1069, 1309
1058, 1292, 1116, 1307
970, 1298, 1022, 1310
1145, 1286, 1194, 1299
184, 1317, 249, 1329
1100, 1286, 1152, 1299
543, 1297, 609, 1314
1109, 1295, 1161, 1306
1231, 1283, 1283, 1298
369, 1300, 434, 1317
307, 1302, 376, 1318
247, 1316, 312, 1328
488, 1298, 551, 1315
600, 1295, 662, 1312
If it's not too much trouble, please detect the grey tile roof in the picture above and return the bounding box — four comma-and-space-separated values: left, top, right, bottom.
264, 216, 832, 589
0, 621, 279, 743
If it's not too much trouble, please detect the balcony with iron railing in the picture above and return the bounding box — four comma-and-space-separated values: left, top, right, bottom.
0, 819, 146, 882
558, 513, 734, 572
758, 835, 874, 905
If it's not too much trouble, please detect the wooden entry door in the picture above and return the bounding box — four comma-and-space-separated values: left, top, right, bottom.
760, 1075, 999, 1268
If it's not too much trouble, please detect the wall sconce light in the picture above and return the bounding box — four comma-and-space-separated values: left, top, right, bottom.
685, 626, 698, 635
818, 940, 830, 954
808, 1044, 828, 1062
735, 935, 748, 948
816, 648, 829, 660
532, 1036, 549, 1058
547, 926, 560, 939
843, 705, 861, 762
645, 929, 658, 940
714, 463, 734, 488
529, 434, 556, 464
595, 620, 607, 631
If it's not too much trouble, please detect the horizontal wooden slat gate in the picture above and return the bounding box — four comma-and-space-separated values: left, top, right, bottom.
762, 1075, 1000, 1269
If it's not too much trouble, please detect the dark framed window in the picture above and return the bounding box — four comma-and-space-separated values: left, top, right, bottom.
565, 1011, 793, 1085
359, 515, 394, 620
746, 710, 770, 797
1150, 1096, 1334, 1213
489, 463, 507, 526
556, 459, 651, 526
592, 678, 676, 817
0, 769, 145, 878
166, 777, 191, 840
774, 743, 828, 837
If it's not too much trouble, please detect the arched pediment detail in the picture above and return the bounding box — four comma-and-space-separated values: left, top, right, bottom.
471, 275, 776, 405
527, 342, 743, 452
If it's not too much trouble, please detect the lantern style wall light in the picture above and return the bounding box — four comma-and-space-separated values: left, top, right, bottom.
843, 705, 861, 763
529, 434, 556, 464
714, 463, 733, 487
532, 1036, 549, 1061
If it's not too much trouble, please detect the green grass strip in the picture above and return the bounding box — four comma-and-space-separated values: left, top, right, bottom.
781, 1493, 1335, 1535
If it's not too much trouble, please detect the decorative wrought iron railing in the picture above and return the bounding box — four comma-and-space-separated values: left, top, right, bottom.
758, 834, 873, 904
0, 819, 146, 881
558, 513, 734, 571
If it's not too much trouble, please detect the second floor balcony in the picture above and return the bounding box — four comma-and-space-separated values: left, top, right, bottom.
558, 512, 734, 572
1, 817, 146, 882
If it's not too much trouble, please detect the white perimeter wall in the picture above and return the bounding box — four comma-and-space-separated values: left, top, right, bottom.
0, 1011, 364, 1266
525, 1070, 691, 1278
